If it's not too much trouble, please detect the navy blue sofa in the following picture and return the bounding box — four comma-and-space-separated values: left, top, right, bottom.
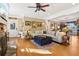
33, 35, 53, 46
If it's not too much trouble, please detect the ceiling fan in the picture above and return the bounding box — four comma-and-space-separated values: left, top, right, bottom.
28, 3, 49, 12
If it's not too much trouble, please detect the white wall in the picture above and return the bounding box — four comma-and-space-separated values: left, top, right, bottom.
7, 19, 18, 37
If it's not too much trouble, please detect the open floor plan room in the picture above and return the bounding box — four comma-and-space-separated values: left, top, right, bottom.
0, 3, 79, 56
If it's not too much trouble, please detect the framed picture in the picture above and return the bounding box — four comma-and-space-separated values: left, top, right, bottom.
32, 21, 37, 28
32, 21, 42, 28
10, 23, 15, 30
25, 21, 31, 26
37, 22, 42, 27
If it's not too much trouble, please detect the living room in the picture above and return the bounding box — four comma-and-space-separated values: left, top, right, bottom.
0, 3, 79, 56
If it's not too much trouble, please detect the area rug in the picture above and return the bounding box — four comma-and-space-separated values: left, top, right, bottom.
7, 40, 16, 48
5, 47, 16, 56
31, 40, 53, 50
6, 40, 16, 56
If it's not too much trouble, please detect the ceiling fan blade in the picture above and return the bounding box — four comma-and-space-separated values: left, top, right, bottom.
28, 6, 36, 8
41, 4, 49, 7
41, 9, 46, 12
35, 9, 38, 12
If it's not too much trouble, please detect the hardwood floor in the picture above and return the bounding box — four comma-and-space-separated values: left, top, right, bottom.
16, 36, 79, 56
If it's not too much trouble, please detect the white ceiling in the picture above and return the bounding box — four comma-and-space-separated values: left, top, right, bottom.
51, 12, 79, 22
8, 3, 79, 20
